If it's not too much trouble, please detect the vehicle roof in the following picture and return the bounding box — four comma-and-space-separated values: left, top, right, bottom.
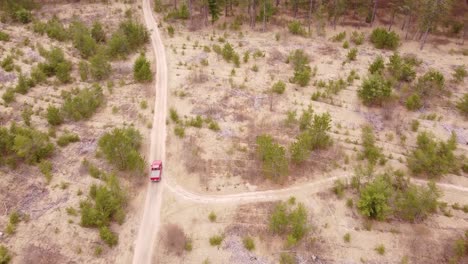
151, 160, 162, 166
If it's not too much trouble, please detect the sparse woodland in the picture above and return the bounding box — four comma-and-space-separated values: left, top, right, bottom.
0, 0, 467, 263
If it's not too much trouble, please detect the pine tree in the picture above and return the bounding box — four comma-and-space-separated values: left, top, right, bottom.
208, 0, 221, 24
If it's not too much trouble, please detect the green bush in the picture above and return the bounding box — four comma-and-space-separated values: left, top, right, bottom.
0, 31, 10, 41
208, 120, 220, 131
31, 66, 46, 84
14, 8, 32, 24
288, 21, 306, 36
411, 120, 420, 132
38, 47, 72, 83
370, 28, 400, 50
269, 202, 308, 247
209, 235, 224, 246
350, 31, 364, 45
91, 21, 106, 43
39, 159, 53, 183
414, 69, 445, 98
98, 127, 144, 172
407, 132, 458, 178
347, 48, 358, 61
457, 93, 468, 117
2, 88, 15, 104
11, 125, 54, 164
57, 133, 80, 147
358, 74, 392, 106
169, 108, 179, 123
288, 50, 311, 87
166, 4, 190, 20
167, 25, 175, 37
279, 253, 296, 264
358, 176, 392, 220
368, 56, 384, 74
46, 105, 64, 126
62, 85, 104, 121
452, 65, 467, 83
39, 17, 68, 41
395, 182, 440, 222
69, 20, 97, 59
333, 179, 346, 199
405, 94, 422, 111
15, 74, 32, 94
1, 56, 14, 72
187, 115, 203, 128
343, 233, 351, 243
256, 134, 289, 182
89, 51, 111, 80
375, 244, 385, 255
174, 126, 185, 138
0, 245, 12, 264
208, 211, 216, 222
99, 226, 118, 247
78, 61, 89, 81
107, 20, 148, 59
133, 54, 152, 82
331, 31, 346, 42
243, 237, 255, 251
291, 66, 311, 87
359, 125, 383, 165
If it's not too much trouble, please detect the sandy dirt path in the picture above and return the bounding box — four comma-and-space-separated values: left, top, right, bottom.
132, 0, 168, 263
132, 1, 468, 262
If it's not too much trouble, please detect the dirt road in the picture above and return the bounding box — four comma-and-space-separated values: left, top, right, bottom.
132, 0, 168, 263
132, 0, 468, 262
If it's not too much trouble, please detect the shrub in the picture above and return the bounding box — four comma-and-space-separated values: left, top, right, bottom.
31, 66, 46, 84
69, 20, 97, 59
343, 233, 351, 243
358, 74, 392, 106
187, 115, 203, 128
411, 120, 420, 132
256, 134, 289, 182
333, 179, 346, 199
350, 31, 364, 45
405, 94, 422, 111
80, 174, 126, 228
107, 20, 148, 59
11, 125, 54, 164
174, 126, 185, 138
270, 202, 308, 247
38, 47, 72, 83
243, 237, 255, 251
457, 94, 468, 117
0, 31, 10, 41
57, 133, 80, 147
78, 61, 89, 81
98, 127, 144, 172
368, 56, 384, 74
15, 74, 31, 94
395, 182, 440, 222
39, 160, 53, 183
63, 85, 104, 121
288, 50, 311, 86
360, 125, 383, 165
288, 21, 306, 36
1, 56, 14, 72
452, 65, 467, 83
133, 54, 152, 82
208, 211, 217, 222
15, 8, 32, 24
370, 28, 399, 50
89, 51, 111, 80
0, 245, 11, 264
99, 226, 118, 247
342, 40, 349, 49
331, 31, 346, 42
454, 239, 466, 257
46, 105, 64, 126
347, 48, 358, 61
279, 253, 296, 264
375, 244, 385, 255
291, 66, 311, 87
407, 132, 458, 178
358, 176, 392, 220
167, 25, 175, 37
208, 120, 220, 131
414, 69, 445, 98
167, 4, 190, 20
2, 88, 15, 104
209, 235, 224, 246
91, 21, 106, 43
169, 108, 179, 123
41, 17, 68, 41
272, 81, 286, 94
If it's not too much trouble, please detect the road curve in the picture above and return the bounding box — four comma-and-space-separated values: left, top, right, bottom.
132, 0, 168, 263
133, 0, 468, 262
